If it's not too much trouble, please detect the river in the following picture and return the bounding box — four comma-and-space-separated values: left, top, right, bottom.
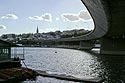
13, 47, 125, 83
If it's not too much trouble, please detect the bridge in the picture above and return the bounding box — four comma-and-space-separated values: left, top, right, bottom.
56, 0, 125, 55
16, 0, 125, 55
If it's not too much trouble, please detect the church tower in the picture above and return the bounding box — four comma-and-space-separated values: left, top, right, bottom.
36, 26, 39, 33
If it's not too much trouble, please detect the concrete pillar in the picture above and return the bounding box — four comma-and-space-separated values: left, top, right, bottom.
100, 38, 125, 55
79, 40, 94, 50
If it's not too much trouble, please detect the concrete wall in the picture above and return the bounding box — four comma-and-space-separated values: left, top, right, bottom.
79, 41, 94, 50
100, 38, 125, 55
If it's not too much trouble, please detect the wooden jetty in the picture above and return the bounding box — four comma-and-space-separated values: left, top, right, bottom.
35, 70, 104, 83
0, 67, 36, 82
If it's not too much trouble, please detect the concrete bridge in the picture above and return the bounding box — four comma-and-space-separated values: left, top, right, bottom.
15, 0, 125, 55
57, 0, 125, 55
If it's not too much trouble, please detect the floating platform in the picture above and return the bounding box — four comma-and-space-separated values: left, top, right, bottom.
35, 70, 104, 83
0, 59, 21, 69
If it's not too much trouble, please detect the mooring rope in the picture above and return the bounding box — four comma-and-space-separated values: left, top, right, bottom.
21, 60, 28, 69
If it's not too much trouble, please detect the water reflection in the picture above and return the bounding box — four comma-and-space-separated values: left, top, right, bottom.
14, 47, 125, 83
100, 55, 125, 83
88, 50, 125, 83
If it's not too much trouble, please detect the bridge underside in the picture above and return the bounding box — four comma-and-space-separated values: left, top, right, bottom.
81, 0, 125, 55
100, 38, 125, 55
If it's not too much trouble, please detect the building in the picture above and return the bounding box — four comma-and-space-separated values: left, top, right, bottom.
1, 34, 16, 39
36, 26, 39, 33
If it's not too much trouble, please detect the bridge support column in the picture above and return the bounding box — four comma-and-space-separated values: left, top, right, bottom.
100, 38, 125, 55
79, 41, 94, 50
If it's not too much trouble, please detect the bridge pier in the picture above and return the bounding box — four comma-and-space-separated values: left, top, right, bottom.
79, 41, 94, 50
100, 38, 125, 55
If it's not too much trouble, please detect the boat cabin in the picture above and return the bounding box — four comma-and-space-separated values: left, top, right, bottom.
0, 40, 15, 60
0, 39, 25, 60
0, 39, 23, 69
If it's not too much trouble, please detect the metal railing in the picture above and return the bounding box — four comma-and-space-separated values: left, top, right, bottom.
11, 47, 25, 60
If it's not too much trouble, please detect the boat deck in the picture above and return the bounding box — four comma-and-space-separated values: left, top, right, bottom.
0, 59, 21, 69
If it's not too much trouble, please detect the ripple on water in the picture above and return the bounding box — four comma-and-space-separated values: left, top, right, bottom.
13, 47, 125, 83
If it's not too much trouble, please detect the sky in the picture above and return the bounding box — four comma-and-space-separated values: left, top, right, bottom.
0, 0, 94, 35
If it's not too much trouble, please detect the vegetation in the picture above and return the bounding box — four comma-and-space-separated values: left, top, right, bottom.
16, 33, 33, 38
61, 31, 91, 38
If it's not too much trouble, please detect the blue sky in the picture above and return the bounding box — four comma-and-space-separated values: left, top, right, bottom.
0, 0, 94, 35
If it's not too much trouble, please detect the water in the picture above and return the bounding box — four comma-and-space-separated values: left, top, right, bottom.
14, 47, 125, 83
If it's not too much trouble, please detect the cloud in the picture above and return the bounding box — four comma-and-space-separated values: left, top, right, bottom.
0, 25, 6, 29
62, 13, 79, 22
28, 13, 52, 21
78, 10, 91, 20
41, 13, 52, 21
56, 18, 59, 21
1, 14, 18, 19
28, 16, 43, 20
61, 10, 92, 22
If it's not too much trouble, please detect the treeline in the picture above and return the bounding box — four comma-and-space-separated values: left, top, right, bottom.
61, 31, 91, 38
16, 33, 33, 38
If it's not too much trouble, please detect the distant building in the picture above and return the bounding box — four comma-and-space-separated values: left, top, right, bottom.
36, 26, 39, 33
61, 29, 89, 35
1, 34, 15, 39
1, 34, 16, 41
61, 30, 77, 35
32, 26, 43, 39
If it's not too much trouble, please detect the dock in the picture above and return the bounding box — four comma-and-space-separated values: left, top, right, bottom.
35, 70, 104, 83
0, 67, 36, 82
